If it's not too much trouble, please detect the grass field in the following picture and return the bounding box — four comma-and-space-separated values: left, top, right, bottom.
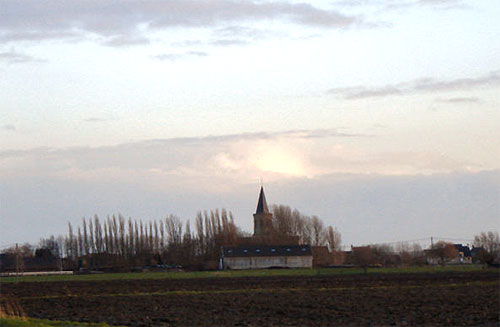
0, 264, 490, 283
0, 316, 112, 327
2, 269, 498, 326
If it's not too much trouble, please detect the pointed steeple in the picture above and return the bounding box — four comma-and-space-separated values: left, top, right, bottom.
255, 186, 269, 214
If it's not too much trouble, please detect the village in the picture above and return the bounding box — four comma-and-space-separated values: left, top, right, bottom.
1, 187, 498, 276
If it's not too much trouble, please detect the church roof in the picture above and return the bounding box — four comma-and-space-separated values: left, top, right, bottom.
223, 245, 312, 257
255, 186, 269, 214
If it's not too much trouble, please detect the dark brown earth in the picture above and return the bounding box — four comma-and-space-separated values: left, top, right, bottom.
1, 271, 499, 326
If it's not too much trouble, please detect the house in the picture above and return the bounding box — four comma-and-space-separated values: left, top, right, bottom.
221, 186, 313, 269
451, 244, 472, 264
424, 243, 472, 265
311, 246, 331, 267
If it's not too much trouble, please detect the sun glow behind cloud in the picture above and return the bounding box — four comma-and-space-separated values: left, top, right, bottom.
255, 147, 305, 177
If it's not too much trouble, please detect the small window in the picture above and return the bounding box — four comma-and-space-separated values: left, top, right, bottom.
301, 248, 306, 251
271, 248, 276, 252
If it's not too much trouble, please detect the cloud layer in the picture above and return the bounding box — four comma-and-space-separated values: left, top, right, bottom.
327, 70, 500, 99
0, 50, 45, 64
0, 1, 362, 47
0, 128, 481, 196
335, 0, 465, 10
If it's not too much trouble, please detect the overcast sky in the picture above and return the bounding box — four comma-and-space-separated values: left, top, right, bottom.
1, 0, 499, 249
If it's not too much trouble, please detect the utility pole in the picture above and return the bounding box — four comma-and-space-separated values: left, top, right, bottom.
431, 236, 434, 249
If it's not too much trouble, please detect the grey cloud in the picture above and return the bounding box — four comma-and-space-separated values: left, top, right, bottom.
328, 86, 403, 99
0, 31, 83, 43
174, 25, 264, 48
216, 26, 266, 38
148, 1, 361, 29
209, 39, 249, 46
412, 72, 500, 91
83, 117, 110, 123
436, 97, 480, 104
2, 124, 16, 131
284, 128, 367, 139
211, 25, 287, 44
124, 128, 361, 150
292, 3, 359, 27
0, 128, 360, 161
1, 1, 362, 45
152, 51, 208, 61
101, 34, 151, 47
328, 70, 500, 99
417, 0, 465, 8
0, 51, 46, 64
333, 0, 465, 10
159, 128, 362, 144
173, 38, 250, 48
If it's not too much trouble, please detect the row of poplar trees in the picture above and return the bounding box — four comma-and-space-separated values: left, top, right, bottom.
65, 209, 241, 270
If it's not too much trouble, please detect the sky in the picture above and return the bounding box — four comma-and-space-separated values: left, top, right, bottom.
1, 0, 499, 249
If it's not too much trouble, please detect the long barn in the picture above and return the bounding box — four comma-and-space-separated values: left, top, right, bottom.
223, 245, 312, 270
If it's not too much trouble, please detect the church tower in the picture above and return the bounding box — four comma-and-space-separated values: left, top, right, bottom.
253, 186, 273, 237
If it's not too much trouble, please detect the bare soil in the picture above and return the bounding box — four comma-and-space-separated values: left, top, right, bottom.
1, 271, 499, 326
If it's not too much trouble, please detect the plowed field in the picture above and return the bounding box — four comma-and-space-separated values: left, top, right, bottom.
1, 271, 499, 326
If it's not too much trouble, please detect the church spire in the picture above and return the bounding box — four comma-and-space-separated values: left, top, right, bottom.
255, 186, 269, 214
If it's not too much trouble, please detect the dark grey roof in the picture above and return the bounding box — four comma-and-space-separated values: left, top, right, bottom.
223, 245, 312, 257
255, 186, 269, 214
453, 244, 471, 257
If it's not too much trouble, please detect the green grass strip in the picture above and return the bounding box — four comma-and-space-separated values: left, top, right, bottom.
0, 265, 492, 283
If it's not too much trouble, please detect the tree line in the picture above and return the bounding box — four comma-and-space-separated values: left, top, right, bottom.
2, 206, 498, 272
271, 204, 341, 251
62, 209, 244, 270
0, 205, 343, 272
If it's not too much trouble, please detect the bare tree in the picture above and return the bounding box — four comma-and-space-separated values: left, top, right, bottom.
311, 216, 325, 246
371, 244, 397, 266
148, 221, 154, 254
326, 226, 341, 252
300, 216, 313, 245
474, 231, 500, 264
88, 218, 95, 255
107, 217, 115, 254
82, 218, 89, 256
165, 215, 183, 246
67, 222, 75, 261
119, 215, 126, 259
195, 212, 205, 256
272, 204, 294, 237
112, 215, 119, 256
103, 219, 109, 254
94, 215, 103, 254
153, 220, 159, 254
77, 227, 83, 260
159, 219, 165, 250
128, 218, 135, 258
429, 241, 458, 265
